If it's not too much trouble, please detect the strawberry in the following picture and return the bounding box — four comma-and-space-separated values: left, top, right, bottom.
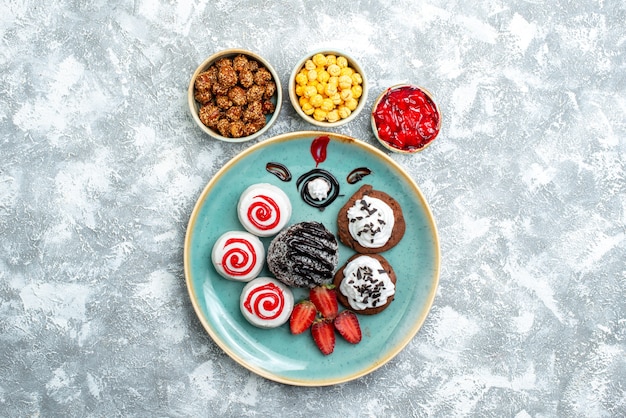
289, 300, 317, 334
310, 285, 338, 320
311, 318, 335, 355
333, 310, 362, 344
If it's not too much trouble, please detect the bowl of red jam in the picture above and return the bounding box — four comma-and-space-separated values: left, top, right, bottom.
371, 84, 441, 153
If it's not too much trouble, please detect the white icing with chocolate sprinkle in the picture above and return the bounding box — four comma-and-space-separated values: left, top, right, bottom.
339, 256, 395, 310
346, 195, 395, 248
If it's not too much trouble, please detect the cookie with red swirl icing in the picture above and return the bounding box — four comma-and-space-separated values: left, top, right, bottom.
211, 231, 265, 282
240, 277, 294, 328
238, 183, 292, 237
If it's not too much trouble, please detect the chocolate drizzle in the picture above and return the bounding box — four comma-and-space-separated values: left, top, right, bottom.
266, 162, 292, 182
346, 167, 372, 184
296, 169, 340, 210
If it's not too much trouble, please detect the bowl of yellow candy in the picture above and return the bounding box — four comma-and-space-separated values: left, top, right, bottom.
289, 49, 368, 127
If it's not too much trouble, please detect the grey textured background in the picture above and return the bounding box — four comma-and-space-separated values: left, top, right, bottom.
1, 0, 625, 417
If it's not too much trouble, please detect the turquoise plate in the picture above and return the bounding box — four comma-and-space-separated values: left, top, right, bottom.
184, 131, 440, 386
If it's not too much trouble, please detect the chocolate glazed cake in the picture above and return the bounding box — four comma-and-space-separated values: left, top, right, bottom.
266, 221, 338, 288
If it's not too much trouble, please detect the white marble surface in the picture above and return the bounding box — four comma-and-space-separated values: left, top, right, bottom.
1, 0, 625, 416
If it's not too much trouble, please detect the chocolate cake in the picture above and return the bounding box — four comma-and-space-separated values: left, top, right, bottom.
266, 221, 339, 288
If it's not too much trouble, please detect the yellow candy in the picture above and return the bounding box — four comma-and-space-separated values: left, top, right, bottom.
351, 85, 363, 99
340, 89, 353, 102
302, 102, 314, 115
327, 64, 341, 77
325, 54, 337, 65
303, 85, 318, 98
313, 108, 327, 121
312, 53, 327, 67
326, 109, 340, 123
330, 92, 342, 105
338, 105, 351, 119
317, 70, 330, 83
299, 96, 309, 107
320, 98, 334, 112
324, 83, 338, 97
345, 98, 358, 111
304, 59, 316, 71
340, 67, 354, 77
336, 56, 348, 68
310, 94, 324, 108
307, 69, 318, 82
351, 73, 363, 85
338, 75, 352, 90
296, 72, 308, 86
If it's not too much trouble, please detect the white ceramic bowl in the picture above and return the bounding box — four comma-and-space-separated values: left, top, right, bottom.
288, 49, 368, 128
188, 49, 282, 142
371, 84, 442, 154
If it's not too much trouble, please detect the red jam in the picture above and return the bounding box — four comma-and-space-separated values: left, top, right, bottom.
372, 85, 440, 152
310, 135, 330, 166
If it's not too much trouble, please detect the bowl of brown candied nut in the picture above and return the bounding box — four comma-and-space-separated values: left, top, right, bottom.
288, 49, 367, 128
188, 49, 282, 142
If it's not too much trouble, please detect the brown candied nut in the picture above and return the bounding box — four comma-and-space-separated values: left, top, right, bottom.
226, 106, 243, 121
215, 95, 233, 110
248, 60, 259, 72
253, 67, 272, 86
261, 100, 275, 115
228, 86, 247, 106
239, 69, 254, 88
194, 69, 216, 92
263, 81, 276, 99
218, 64, 238, 88
199, 104, 221, 128
194, 89, 212, 105
243, 100, 263, 122
216, 118, 231, 136
243, 118, 266, 136
229, 120, 246, 138
215, 57, 232, 68
212, 82, 229, 96
233, 54, 249, 72
246, 84, 265, 103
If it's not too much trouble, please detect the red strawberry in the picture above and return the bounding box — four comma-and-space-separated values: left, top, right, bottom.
310, 285, 338, 320
333, 310, 362, 344
311, 318, 335, 355
289, 300, 317, 334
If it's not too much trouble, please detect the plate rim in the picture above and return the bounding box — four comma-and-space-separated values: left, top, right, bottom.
183, 130, 440, 386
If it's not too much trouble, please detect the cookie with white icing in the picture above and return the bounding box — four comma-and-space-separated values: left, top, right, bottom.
211, 231, 265, 282
240, 277, 294, 328
337, 184, 405, 253
238, 183, 292, 237
333, 253, 397, 315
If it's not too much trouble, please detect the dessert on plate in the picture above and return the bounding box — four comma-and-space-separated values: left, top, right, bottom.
266, 221, 338, 288
337, 184, 405, 253
211, 231, 264, 282
237, 183, 292, 237
240, 277, 294, 328
333, 253, 397, 315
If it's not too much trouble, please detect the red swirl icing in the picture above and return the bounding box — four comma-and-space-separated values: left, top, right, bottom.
244, 283, 285, 320
222, 238, 258, 277
247, 194, 280, 230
